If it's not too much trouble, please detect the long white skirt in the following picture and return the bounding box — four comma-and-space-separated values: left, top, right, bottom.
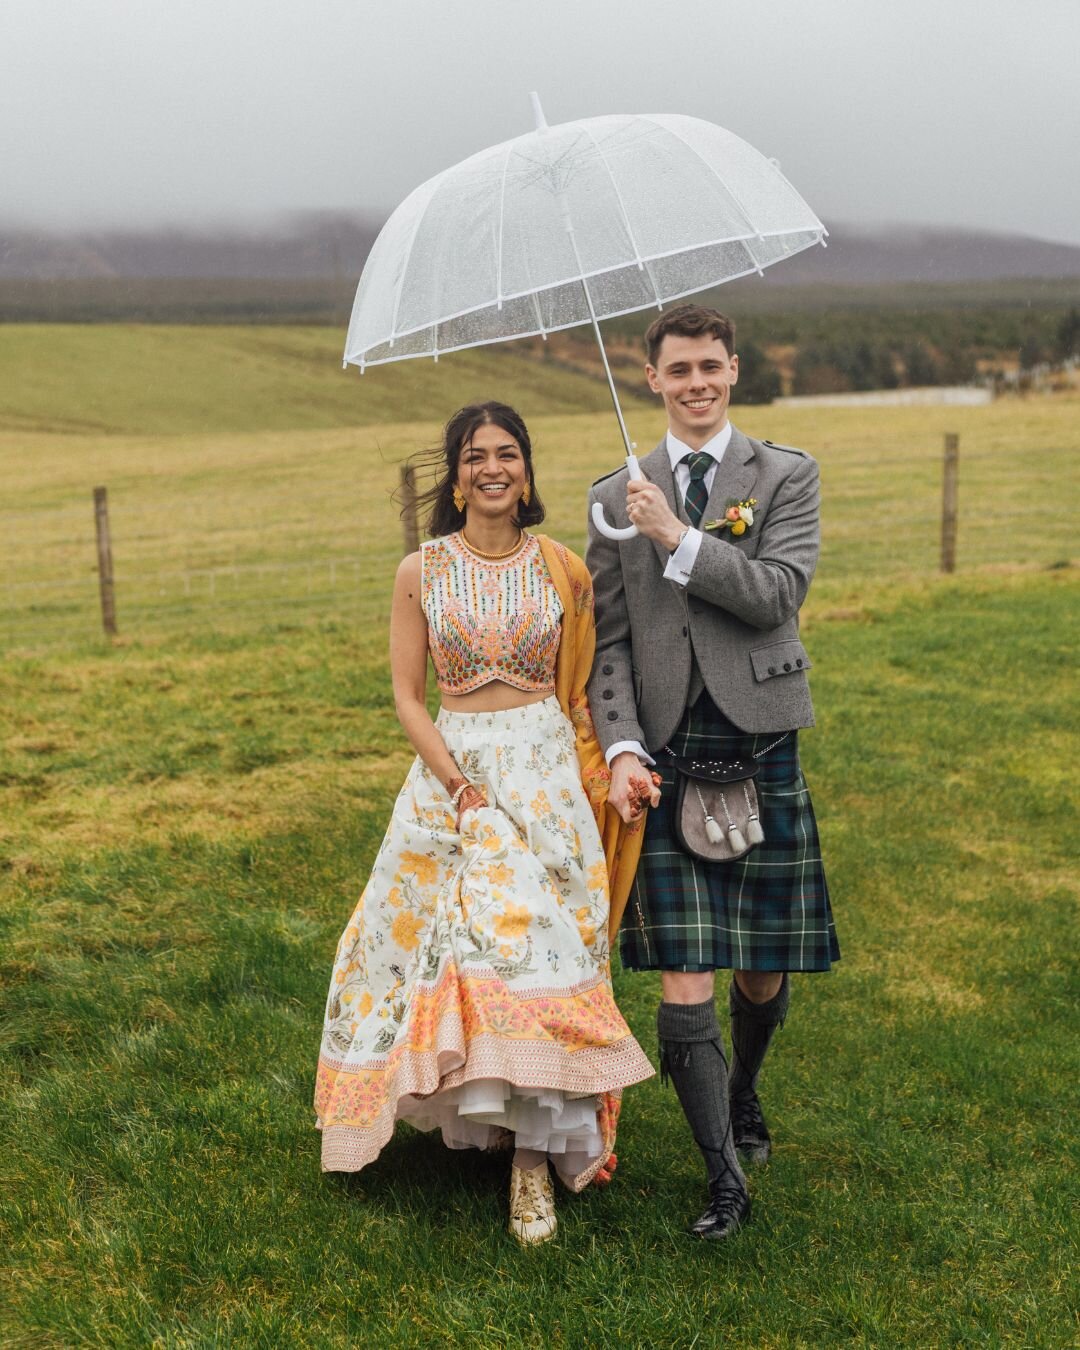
315, 698, 653, 1189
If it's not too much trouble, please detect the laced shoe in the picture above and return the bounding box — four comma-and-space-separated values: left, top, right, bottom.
731, 1088, 772, 1164
690, 1177, 751, 1240
508, 1160, 557, 1246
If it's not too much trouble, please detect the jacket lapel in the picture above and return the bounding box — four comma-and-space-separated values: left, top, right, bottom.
702, 426, 757, 530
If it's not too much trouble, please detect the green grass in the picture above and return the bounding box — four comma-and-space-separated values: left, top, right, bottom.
1, 326, 1078, 1344
0, 325, 649, 437
1, 568, 1076, 1347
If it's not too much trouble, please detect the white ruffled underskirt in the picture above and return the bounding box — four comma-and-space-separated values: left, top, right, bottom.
396, 1079, 603, 1180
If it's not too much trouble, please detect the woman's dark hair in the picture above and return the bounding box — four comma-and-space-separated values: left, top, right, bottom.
404, 400, 546, 538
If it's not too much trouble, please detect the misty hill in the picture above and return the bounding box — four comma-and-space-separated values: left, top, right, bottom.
3, 218, 1080, 287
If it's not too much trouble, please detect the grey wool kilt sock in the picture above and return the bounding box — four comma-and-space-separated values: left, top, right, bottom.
728, 973, 790, 1101
657, 998, 746, 1187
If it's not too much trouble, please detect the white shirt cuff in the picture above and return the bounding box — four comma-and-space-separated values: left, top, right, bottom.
605, 739, 656, 767
661, 526, 704, 587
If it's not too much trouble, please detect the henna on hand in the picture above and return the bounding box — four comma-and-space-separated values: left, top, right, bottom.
455, 784, 486, 828
627, 771, 663, 815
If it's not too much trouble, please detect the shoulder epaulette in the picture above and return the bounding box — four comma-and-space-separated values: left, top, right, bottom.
760, 439, 808, 457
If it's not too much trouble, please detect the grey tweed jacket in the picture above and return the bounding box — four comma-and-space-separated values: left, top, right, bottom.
585, 426, 820, 753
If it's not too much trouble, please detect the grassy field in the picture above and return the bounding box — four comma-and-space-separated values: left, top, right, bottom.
2, 327, 1077, 652
2, 327, 1078, 1345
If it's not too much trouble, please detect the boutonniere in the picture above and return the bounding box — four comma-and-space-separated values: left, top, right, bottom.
705, 499, 758, 538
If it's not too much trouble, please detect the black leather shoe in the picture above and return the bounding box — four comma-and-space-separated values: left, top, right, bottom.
690, 1179, 751, 1240
731, 1089, 771, 1164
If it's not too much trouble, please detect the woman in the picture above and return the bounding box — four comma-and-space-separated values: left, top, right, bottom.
314, 401, 656, 1246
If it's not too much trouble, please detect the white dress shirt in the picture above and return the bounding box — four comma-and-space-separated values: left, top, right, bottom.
661, 421, 733, 585
604, 421, 732, 766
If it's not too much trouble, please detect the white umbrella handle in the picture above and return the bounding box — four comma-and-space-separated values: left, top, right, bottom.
591, 453, 644, 540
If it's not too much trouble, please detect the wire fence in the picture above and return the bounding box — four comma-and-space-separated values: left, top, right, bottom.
2, 442, 1075, 650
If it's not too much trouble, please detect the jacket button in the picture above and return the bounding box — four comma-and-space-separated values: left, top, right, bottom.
682, 626, 688, 637
602, 664, 613, 675
784, 662, 792, 671
607, 710, 618, 721
768, 665, 777, 675
602, 690, 613, 700
796, 658, 803, 668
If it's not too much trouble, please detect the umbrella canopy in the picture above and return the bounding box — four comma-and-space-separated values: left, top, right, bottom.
344, 104, 825, 371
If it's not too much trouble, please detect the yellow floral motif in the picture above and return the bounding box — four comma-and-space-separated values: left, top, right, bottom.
357, 991, 373, 1018
398, 852, 438, 886
587, 861, 609, 894
391, 910, 426, 952
484, 862, 514, 887
575, 906, 598, 947
386, 886, 405, 909
494, 902, 532, 940
530, 790, 552, 816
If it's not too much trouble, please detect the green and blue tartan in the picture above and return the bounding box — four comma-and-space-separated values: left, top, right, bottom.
620, 693, 840, 974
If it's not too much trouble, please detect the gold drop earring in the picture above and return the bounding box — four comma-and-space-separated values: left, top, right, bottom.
453, 486, 465, 511
522, 481, 531, 506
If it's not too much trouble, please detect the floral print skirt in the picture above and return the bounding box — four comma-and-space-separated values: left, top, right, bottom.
314, 697, 653, 1189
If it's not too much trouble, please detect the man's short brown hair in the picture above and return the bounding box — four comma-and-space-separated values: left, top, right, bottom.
644, 304, 736, 367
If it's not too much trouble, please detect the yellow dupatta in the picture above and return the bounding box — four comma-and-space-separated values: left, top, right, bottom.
538, 534, 645, 943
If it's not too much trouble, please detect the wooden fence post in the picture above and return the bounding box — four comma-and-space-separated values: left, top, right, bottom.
93, 486, 118, 636
400, 464, 420, 556
940, 433, 959, 574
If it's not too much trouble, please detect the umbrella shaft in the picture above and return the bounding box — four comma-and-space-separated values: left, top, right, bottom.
579, 277, 634, 458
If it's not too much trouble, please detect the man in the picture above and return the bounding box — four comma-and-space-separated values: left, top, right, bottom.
586, 304, 839, 1240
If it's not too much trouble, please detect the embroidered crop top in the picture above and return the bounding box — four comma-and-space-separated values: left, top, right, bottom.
421, 533, 563, 695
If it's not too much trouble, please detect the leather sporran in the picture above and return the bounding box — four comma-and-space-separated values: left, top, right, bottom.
667, 751, 765, 863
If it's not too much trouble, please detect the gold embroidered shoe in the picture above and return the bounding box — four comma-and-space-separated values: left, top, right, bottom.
508, 1160, 557, 1246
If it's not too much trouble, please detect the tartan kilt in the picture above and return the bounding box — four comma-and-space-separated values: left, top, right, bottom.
620, 694, 840, 974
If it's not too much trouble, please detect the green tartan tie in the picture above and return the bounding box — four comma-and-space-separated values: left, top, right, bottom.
682, 451, 714, 528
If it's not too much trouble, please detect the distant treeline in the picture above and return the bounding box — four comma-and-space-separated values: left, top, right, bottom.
602, 280, 1080, 400
3, 276, 1078, 401
0, 278, 352, 326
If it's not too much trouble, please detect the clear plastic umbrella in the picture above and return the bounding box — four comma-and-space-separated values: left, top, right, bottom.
344, 94, 826, 538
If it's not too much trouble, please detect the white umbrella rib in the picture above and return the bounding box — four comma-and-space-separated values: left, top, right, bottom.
387, 173, 445, 350
579, 123, 664, 310
495, 139, 514, 312
651, 119, 776, 276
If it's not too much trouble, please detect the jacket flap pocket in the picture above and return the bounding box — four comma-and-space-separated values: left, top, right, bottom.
750, 639, 811, 683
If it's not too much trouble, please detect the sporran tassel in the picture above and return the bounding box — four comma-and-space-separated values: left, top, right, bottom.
704, 815, 725, 844
718, 789, 744, 852
743, 785, 765, 845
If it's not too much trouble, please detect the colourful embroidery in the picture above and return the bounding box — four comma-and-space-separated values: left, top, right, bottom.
421, 534, 563, 695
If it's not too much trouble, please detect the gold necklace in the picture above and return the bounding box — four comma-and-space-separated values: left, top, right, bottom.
458, 528, 525, 561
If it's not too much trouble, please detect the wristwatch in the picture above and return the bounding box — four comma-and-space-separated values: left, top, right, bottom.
670, 527, 689, 554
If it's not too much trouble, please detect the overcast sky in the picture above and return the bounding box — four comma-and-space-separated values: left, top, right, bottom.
2, 0, 1078, 244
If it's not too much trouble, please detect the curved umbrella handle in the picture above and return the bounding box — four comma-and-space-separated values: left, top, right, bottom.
591, 453, 644, 540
